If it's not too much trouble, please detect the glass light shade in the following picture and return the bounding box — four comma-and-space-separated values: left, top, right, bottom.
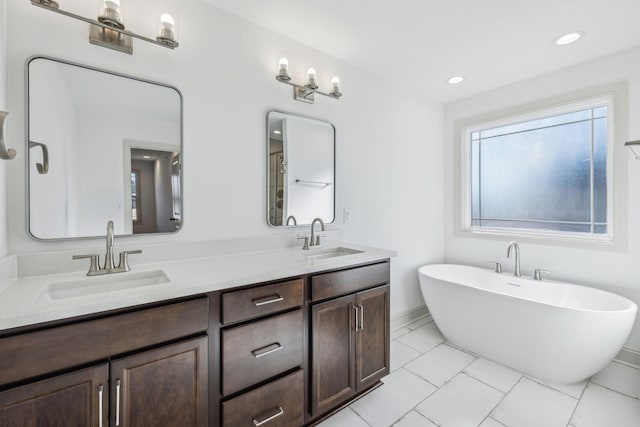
99, 0, 124, 28
157, 13, 178, 44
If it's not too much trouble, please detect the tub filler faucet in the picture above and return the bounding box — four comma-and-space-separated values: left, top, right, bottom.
506, 241, 521, 277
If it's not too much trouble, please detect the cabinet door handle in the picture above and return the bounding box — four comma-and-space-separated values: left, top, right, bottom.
115, 379, 121, 426
98, 385, 104, 427
358, 304, 364, 331
253, 406, 284, 426
252, 342, 283, 358
252, 294, 284, 306
353, 305, 359, 331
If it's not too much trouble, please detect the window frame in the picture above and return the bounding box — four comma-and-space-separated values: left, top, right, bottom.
455, 83, 628, 249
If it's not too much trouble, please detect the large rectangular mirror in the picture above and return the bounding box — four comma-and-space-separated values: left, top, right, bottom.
267, 111, 335, 227
27, 56, 183, 240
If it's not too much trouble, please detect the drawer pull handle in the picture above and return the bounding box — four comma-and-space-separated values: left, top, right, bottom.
115, 379, 121, 426
252, 294, 284, 306
252, 342, 283, 358
358, 304, 364, 330
353, 305, 359, 331
98, 385, 104, 427
253, 406, 284, 426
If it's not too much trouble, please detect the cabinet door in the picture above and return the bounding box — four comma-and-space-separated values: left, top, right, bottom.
0, 364, 108, 427
111, 336, 208, 427
311, 294, 356, 417
355, 285, 390, 391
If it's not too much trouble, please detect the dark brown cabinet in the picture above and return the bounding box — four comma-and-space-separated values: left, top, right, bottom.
0, 364, 108, 427
311, 283, 390, 417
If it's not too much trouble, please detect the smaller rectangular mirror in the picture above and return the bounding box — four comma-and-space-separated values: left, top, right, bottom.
267, 111, 335, 227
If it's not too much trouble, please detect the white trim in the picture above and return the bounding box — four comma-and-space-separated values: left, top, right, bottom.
454, 82, 628, 250
615, 347, 640, 369
391, 304, 430, 331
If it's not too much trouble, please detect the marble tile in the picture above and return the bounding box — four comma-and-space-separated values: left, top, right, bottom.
351, 368, 436, 427
407, 316, 432, 330
391, 340, 421, 372
391, 327, 411, 340
479, 417, 507, 427
393, 410, 437, 427
591, 361, 640, 398
527, 376, 587, 399
416, 373, 504, 427
396, 322, 444, 353
405, 344, 476, 387
491, 378, 578, 427
317, 407, 370, 427
570, 383, 640, 427
464, 358, 522, 393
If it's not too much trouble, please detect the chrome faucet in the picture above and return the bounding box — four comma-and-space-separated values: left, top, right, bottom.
310, 217, 325, 248
506, 241, 521, 277
73, 220, 142, 276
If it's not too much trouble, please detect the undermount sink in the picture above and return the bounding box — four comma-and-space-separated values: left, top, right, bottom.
41, 270, 170, 301
305, 247, 364, 260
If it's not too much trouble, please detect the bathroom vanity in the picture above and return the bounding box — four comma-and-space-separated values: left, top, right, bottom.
0, 246, 392, 427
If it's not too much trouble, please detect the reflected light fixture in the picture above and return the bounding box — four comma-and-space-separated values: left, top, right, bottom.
447, 76, 464, 85
273, 130, 282, 135
625, 140, 640, 160
554, 32, 583, 46
30, 0, 179, 54
275, 58, 342, 104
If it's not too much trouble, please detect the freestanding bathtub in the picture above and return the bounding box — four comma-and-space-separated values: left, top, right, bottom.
418, 264, 637, 384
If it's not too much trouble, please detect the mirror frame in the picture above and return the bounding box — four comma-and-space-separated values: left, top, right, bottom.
265, 110, 336, 228
25, 55, 184, 241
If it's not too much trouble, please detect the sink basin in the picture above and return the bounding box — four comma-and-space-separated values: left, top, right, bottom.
305, 247, 364, 260
42, 270, 170, 301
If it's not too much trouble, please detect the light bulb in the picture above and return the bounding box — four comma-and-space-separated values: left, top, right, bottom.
331, 76, 340, 86
330, 76, 342, 97
279, 58, 288, 67
104, 0, 120, 10
160, 13, 174, 30
307, 68, 317, 78
276, 57, 291, 81
306, 68, 318, 89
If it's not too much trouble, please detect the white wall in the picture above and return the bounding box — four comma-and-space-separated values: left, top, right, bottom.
5, 0, 444, 316
0, 0, 8, 258
444, 47, 640, 351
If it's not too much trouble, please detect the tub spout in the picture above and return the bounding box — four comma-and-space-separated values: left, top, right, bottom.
506, 241, 521, 277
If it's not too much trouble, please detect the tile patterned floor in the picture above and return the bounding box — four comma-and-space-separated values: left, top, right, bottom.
318, 317, 640, 427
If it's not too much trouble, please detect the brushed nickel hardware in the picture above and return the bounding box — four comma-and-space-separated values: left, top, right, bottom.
115, 379, 121, 426
506, 241, 521, 277
251, 343, 283, 358
309, 217, 325, 249
252, 294, 284, 307
533, 269, 551, 281
353, 305, 359, 331
295, 179, 332, 188
488, 261, 503, 274
98, 385, 104, 427
276, 58, 341, 104
626, 140, 640, 159
286, 215, 297, 226
297, 235, 310, 250
28, 141, 49, 174
30, 0, 178, 55
0, 111, 16, 160
72, 221, 142, 276
253, 406, 284, 426
358, 304, 364, 331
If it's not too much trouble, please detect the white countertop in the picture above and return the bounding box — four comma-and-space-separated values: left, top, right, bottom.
0, 243, 395, 332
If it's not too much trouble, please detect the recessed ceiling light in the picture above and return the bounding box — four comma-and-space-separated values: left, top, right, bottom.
447, 76, 464, 85
554, 32, 583, 46
273, 130, 282, 135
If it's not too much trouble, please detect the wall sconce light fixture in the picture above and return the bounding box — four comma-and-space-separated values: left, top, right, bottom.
275, 58, 342, 104
625, 140, 640, 160
30, 0, 179, 55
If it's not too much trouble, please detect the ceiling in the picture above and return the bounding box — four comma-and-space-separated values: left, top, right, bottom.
202, 0, 640, 103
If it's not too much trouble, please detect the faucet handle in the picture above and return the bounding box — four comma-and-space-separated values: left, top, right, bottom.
73, 254, 100, 276
533, 269, 550, 281
296, 234, 310, 250
315, 233, 327, 246
118, 250, 142, 271
488, 261, 503, 274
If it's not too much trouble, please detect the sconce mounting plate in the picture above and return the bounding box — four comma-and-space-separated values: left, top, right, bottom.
294, 87, 315, 104
90, 25, 133, 55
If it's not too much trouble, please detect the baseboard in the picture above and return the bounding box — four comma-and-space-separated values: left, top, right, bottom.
391, 304, 430, 331
615, 347, 640, 369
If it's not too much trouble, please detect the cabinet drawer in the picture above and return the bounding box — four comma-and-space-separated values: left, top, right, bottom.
0, 298, 208, 387
222, 310, 303, 396
222, 370, 304, 427
222, 278, 303, 325
311, 262, 390, 302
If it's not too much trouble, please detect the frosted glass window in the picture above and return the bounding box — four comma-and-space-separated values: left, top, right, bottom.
469, 105, 609, 235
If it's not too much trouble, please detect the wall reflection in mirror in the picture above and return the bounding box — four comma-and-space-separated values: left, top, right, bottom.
28, 57, 183, 240
267, 111, 335, 227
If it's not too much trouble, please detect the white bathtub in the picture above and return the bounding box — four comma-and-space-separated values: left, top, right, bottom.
418, 264, 637, 384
